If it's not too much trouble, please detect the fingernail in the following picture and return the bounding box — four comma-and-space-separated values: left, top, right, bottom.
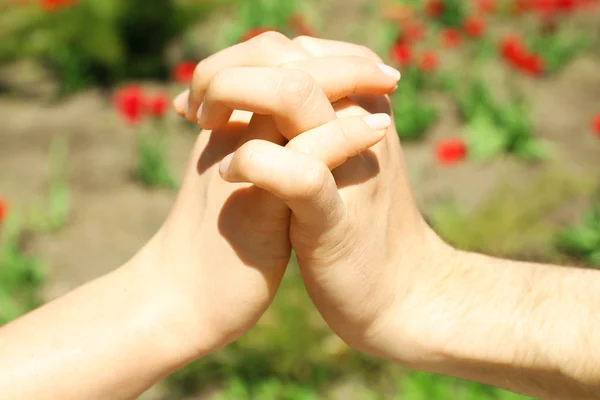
219, 153, 234, 176
184, 101, 190, 116
196, 103, 204, 121
377, 63, 401, 81
173, 89, 189, 111
363, 113, 392, 130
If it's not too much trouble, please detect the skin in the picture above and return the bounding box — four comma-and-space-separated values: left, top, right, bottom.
0, 34, 399, 400
0, 33, 599, 400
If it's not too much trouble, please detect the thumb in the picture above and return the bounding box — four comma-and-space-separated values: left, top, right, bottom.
218, 114, 389, 231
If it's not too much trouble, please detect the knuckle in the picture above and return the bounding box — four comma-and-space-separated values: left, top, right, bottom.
291, 35, 312, 47
278, 69, 316, 110
252, 31, 289, 47
207, 69, 229, 99
192, 59, 207, 83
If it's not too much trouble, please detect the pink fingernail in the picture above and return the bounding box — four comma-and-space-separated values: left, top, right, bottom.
219, 153, 234, 176
173, 89, 189, 111
363, 114, 392, 130
377, 63, 401, 81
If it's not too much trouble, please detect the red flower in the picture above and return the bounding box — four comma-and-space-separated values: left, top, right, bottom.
171, 61, 196, 84
425, 0, 444, 17
522, 53, 545, 76
148, 93, 169, 118
40, 0, 75, 12
390, 42, 412, 66
404, 23, 425, 42
114, 85, 145, 125
241, 27, 276, 42
441, 28, 461, 48
556, 0, 578, 10
419, 51, 439, 72
0, 198, 7, 224
592, 114, 600, 137
464, 16, 486, 38
500, 35, 526, 64
436, 139, 467, 165
476, 0, 496, 13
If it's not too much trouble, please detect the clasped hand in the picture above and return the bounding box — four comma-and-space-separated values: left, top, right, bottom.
135, 32, 451, 362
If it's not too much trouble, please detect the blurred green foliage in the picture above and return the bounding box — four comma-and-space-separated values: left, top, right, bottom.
135, 124, 177, 190
0, 0, 219, 92
456, 80, 547, 161
0, 213, 45, 325
28, 138, 71, 232
428, 172, 590, 256
556, 197, 600, 267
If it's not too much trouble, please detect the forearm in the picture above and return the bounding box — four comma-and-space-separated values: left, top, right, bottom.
388, 249, 600, 399
0, 247, 205, 400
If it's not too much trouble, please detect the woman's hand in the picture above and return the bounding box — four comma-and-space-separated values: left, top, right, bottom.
142, 32, 401, 354
0, 34, 400, 400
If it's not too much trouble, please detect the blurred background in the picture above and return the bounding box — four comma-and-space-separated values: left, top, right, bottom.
1, 0, 599, 398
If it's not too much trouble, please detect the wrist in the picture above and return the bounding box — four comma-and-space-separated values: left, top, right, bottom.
121, 238, 218, 365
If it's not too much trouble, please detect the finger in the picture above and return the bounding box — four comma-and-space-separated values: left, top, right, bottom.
279, 56, 400, 101
173, 89, 189, 115
219, 140, 345, 231
292, 36, 384, 62
286, 113, 390, 170
200, 68, 337, 140
184, 31, 307, 121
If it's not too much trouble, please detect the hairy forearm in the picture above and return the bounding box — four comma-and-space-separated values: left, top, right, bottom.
0, 251, 204, 400
395, 250, 600, 399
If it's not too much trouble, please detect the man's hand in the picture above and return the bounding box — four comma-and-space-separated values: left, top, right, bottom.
218, 37, 600, 400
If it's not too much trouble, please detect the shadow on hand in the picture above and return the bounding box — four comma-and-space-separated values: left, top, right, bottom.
196, 121, 251, 175
333, 149, 381, 189
218, 185, 291, 270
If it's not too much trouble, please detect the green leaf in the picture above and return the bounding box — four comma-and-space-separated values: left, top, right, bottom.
512, 139, 548, 161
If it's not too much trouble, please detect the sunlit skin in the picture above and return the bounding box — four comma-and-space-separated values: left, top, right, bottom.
0, 34, 599, 400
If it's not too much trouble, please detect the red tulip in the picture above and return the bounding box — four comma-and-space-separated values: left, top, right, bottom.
556, 0, 578, 10
592, 114, 600, 137
114, 85, 145, 125
436, 139, 467, 165
476, 0, 496, 13
40, 0, 76, 12
441, 28, 461, 48
425, 0, 444, 17
171, 61, 196, 84
241, 27, 276, 42
464, 16, 486, 38
0, 198, 7, 224
500, 35, 526, 64
148, 93, 169, 118
419, 51, 439, 72
522, 53, 545, 76
390, 42, 413, 66
404, 23, 425, 42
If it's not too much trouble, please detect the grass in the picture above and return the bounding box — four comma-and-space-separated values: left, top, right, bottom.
0, 210, 45, 325
135, 125, 177, 190
428, 171, 594, 257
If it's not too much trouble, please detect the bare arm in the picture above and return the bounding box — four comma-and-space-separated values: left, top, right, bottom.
0, 246, 206, 400
387, 249, 600, 399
